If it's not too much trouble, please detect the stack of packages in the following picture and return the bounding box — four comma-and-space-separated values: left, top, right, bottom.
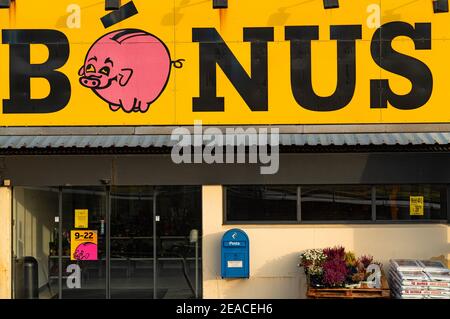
389, 259, 450, 299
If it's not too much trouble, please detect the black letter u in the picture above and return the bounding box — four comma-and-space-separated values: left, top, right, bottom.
285, 25, 362, 112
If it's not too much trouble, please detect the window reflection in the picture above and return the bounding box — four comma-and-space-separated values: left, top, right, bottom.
226, 186, 297, 221
301, 186, 372, 221
376, 185, 446, 221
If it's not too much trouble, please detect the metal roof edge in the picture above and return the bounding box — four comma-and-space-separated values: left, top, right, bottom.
0, 124, 450, 136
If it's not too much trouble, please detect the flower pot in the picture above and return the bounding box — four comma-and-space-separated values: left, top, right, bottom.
308, 274, 325, 288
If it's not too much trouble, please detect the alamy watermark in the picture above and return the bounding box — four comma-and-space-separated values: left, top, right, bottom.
171, 121, 280, 175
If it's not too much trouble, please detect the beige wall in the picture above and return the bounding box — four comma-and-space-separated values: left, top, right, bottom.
202, 185, 450, 299
0, 187, 12, 299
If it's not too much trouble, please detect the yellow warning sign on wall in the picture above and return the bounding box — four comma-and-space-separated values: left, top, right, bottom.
0, 0, 449, 126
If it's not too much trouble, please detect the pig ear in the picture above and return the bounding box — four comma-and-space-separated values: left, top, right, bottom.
119, 68, 133, 87
78, 66, 85, 76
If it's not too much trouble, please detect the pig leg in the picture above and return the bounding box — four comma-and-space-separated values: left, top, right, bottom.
133, 100, 142, 113
109, 104, 121, 112
139, 102, 151, 113
119, 98, 138, 113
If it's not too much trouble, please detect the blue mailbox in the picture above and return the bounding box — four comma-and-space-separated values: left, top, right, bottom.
221, 229, 249, 279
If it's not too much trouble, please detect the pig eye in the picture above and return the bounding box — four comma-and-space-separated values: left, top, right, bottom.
86, 64, 96, 73
99, 67, 110, 76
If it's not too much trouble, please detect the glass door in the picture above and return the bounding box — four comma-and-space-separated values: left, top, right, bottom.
155, 186, 202, 299
60, 187, 107, 299
109, 186, 202, 299
13, 185, 201, 299
110, 186, 157, 298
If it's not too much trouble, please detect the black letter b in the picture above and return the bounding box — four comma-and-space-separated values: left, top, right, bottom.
2, 29, 71, 113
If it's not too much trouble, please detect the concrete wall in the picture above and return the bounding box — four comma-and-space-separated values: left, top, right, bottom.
202, 185, 450, 299
0, 187, 12, 299
13, 188, 59, 290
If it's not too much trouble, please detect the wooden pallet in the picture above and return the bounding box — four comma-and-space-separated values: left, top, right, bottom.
307, 276, 390, 299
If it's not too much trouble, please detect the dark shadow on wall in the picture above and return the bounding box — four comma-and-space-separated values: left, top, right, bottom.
218, 252, 307, 299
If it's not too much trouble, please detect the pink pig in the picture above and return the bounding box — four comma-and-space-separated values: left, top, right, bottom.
73, 242, 98, 261
79, 29, 173, 113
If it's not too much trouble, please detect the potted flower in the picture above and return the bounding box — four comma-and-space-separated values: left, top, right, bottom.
322, 246, 348, 288
298, 249, 327, 287
300, 247, 384, 289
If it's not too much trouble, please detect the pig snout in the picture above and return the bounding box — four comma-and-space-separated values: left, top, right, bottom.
80, 77, 101, 89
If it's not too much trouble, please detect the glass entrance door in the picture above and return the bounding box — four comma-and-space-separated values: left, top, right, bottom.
60, 187, 107, 299
155, 187, 202, 299
13, 185, 201, 299
109, 186, 202, 299
110, 186, 156, 298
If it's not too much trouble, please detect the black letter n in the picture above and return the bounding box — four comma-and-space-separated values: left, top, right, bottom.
2, 30, 71, 113
192, 28, 274, 112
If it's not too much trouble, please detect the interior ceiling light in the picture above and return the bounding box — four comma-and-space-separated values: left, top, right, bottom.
433, 0, 449, 13
105, 0, 121, 11
323, 0, 339, 9
213, 0, 228, 9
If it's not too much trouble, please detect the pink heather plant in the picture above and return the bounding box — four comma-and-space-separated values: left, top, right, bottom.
322, 246, 348, 287
358, 255, 374, 268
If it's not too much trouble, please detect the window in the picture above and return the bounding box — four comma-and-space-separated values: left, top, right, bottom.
301, 186, 372, 221
226, 186, 297, 221
225, 184, 448, 223
376, 185, 447, 221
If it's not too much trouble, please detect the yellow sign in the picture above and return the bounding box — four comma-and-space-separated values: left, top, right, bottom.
74, 209, 88, 229
410, 196, 424, 216
0, 0, 450, 126
70, 230, 98, 261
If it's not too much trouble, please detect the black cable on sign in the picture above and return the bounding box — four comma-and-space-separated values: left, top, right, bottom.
101, 1, 138, 28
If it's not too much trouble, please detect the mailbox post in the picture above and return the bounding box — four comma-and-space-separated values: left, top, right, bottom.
221, 229, 249, 279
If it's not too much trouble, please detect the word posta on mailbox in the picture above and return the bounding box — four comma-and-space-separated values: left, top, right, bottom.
0, 1, 448, 126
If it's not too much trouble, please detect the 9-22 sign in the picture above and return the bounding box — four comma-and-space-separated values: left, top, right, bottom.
70, 230, 98, 261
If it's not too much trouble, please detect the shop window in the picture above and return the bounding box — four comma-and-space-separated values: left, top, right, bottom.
301, 186, 372, 221
225, 184, 448, 223
226, 186, 297, 221
376, 185, 447, 221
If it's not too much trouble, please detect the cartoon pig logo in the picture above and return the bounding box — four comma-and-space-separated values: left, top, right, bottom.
73, 242, 98, 261
79, 29, 182, 113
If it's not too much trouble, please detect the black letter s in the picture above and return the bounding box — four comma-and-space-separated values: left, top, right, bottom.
370, 22, 432, 110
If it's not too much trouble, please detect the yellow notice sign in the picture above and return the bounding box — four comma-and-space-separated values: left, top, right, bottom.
75, 209, 89, 228
70, 230, 98, 261
410, 196, 424, 216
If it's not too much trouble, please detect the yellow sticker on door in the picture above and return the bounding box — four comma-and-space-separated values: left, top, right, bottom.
74, 209, 89, 229
70, 230, 98, 261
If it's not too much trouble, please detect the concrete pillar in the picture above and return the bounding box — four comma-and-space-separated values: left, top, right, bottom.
0, 187, 12, 299
202, 185, 224, 299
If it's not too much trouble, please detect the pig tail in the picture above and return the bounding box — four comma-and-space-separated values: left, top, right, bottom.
172, 59, 185, 69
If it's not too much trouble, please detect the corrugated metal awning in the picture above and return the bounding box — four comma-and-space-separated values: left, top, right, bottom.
0, 132, 450, 148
